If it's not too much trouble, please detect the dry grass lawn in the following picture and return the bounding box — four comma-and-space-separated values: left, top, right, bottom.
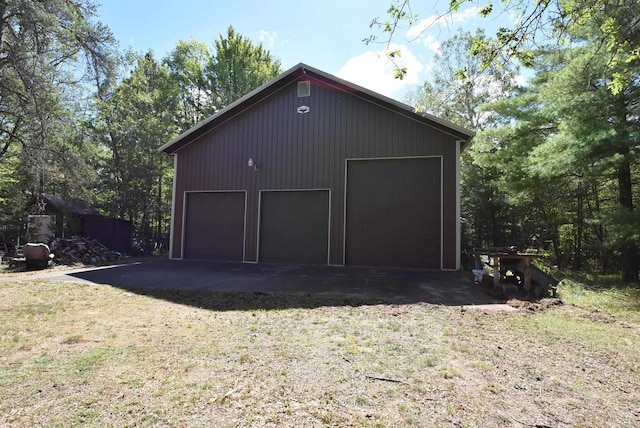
1, 270, 639, 427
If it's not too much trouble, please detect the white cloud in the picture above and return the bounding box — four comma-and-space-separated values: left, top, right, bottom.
337, 44, 423, 99
423, 34, 441, 54
406, 15, 439, 40
423, 60, 436, 73
406, 6, 479, 42
258, 30, 277, 48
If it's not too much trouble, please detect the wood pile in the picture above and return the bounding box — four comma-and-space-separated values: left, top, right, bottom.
50, 236, 123, 265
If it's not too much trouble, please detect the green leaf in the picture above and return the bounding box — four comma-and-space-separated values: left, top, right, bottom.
478, 4, 493, 17
394, 67, 407, 80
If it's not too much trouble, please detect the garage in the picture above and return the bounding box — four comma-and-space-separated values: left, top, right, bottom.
259, 190, 330, 264
183, 191, 245, 260
345, 158, 441, 268
161, 63, 473, 269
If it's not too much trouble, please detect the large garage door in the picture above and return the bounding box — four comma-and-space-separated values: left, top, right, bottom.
184, 192, 245, 260
259, 190, 329, 264
345, 158, 441, 268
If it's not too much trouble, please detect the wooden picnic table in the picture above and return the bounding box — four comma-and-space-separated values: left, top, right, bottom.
473, 248, 539, 288
472, 248, 559, 297
487, 252, 538, 291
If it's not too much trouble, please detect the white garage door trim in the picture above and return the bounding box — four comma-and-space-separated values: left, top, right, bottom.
169, 154, 178, 259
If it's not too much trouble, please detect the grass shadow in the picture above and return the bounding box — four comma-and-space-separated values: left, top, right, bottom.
126, 287, 383, 311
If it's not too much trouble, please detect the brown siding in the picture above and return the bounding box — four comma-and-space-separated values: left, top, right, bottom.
171, 76, 459, 268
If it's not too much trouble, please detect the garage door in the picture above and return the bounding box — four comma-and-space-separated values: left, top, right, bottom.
183, 192, 245, 260
259, 190, 329, 264
345, 158, 441, 268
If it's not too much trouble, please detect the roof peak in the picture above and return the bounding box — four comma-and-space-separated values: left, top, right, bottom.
159, 62, 474, 154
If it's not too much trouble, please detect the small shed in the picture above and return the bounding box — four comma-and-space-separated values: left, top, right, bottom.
159, 63, 474, 270
26, 194, 133, 254
27, 193, 101, 237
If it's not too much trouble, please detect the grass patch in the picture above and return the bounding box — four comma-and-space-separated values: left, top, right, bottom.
439, 366, 463, 379
485, 382, 503, 394
1, 275, 639, 427
559, 279, 640, 316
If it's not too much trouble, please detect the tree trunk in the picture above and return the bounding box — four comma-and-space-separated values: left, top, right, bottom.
614, 95, 638, 283
575, 182, 584, 270
618, 154, 638, 282
156, 174, 162, 238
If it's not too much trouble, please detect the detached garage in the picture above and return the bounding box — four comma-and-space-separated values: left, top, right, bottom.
159, 63, 474, 270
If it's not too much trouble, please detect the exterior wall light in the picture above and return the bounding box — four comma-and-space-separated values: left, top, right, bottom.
247, 157, 258, 171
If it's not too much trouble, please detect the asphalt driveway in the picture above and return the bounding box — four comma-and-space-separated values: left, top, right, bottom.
36, 258, 504, 307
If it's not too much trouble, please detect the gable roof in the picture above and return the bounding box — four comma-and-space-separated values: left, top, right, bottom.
159, 63, 475, 154
28, 194, 102, 216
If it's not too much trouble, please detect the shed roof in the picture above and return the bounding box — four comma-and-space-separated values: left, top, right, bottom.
159, 63, 475, 155
28, 194, 102, 216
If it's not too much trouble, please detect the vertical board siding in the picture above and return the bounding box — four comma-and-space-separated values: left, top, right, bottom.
172, 77, 460, 268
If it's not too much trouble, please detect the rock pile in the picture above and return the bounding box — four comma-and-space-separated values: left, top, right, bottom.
50, 236, 123, 265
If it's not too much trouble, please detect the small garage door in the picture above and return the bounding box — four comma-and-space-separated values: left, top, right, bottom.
259, 190, 329, 264
183, 192, 245, 260
345, 158, 441, 268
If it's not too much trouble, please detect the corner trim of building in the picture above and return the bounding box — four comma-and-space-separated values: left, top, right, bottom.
169, 153, 177, 259
455, 140, 462, 271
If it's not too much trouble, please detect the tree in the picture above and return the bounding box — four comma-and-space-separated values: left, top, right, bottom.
0, 152, 27, 238
480, 70, 576, 265
0, 0, 115, 242
408, 28, 519, 128
0, 0, 114, 167
205, 26, 282, 109
406, 29, 519, 249
485, 40, 639, 279
92, 51, 178, 238
165, 40, 212, 128
532, 44, 639, 280
370, 0, 639, 94
164, 27, 282, 128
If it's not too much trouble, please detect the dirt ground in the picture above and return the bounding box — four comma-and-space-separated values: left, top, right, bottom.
1, 274, 639, 427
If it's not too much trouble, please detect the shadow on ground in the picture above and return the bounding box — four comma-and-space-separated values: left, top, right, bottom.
42, 258, 504, 311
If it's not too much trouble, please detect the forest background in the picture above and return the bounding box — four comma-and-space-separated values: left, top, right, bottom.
0, 0, 638, 282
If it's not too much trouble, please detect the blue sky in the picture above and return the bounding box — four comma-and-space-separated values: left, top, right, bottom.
97, 1, 512, 102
